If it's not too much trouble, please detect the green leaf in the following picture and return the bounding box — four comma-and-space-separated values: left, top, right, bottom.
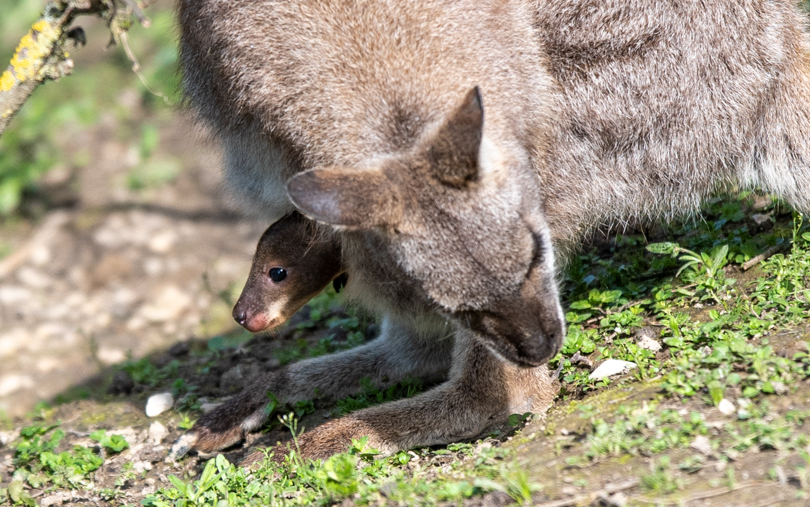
167, 475, 188, 496
565, 311, 591, 324
646, 242, 679, 255
710, 245, 729, 270
707, 381, 724, 406
569, 300, 592, 310
199, 459, 218, 487
473, 478, 506, 493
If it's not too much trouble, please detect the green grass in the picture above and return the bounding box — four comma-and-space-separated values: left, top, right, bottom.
2, 193, 810, 505
133, 196, 810, 506
1, 422, 130, 505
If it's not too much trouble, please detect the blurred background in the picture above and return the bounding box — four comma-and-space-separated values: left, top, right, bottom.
0, 0, 264, 419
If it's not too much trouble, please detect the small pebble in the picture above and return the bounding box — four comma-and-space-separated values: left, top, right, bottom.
717, 398, 735, 416
690, 435, 713, 456
636, 333, 662, 352
607, 492, 628, 507
145, 392, 174, 417
589, 359, 637, 380
751, 213, 771, 226
149, 421, 168, 445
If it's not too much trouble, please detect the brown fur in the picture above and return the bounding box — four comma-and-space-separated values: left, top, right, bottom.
232, 212, 342, 333
175, 0, 810, 460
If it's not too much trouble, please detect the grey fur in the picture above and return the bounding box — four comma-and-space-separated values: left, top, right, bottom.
177, 0, 810, 458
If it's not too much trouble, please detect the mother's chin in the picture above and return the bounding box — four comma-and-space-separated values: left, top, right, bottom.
454, 296, 565, 367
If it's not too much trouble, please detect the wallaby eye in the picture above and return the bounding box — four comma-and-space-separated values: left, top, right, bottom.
268, 267, 287, 283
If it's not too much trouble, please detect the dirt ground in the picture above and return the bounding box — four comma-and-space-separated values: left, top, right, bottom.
0, 110, 266, 419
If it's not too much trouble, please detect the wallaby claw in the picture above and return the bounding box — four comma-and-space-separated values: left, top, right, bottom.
167, 432, 198, 462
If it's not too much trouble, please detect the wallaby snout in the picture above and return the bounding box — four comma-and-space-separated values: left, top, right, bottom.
233, 213, 343, 334
232, 291, 276, 333
456, 230, 565, 367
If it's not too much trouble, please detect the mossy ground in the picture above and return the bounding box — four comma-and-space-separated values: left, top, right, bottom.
1, 194, 809, 506
2, 1, 810, 505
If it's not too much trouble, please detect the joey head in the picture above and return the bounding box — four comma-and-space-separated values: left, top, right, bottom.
233, 212, 344, 333
287, 87, 565, 367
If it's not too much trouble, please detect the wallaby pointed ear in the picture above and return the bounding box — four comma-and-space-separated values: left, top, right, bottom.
428, 86, 484, 187
287, 168, 401, 228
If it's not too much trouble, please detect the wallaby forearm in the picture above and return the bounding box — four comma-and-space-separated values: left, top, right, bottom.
255, 333, 556, 461
178, 319, 454, 454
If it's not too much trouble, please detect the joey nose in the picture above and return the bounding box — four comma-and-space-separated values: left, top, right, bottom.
233, 306, 247, 326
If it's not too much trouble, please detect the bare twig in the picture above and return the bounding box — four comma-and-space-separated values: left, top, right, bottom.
630, 480, 777, 505
534, 479, 640, 507
742, 242, 790, 270
119, 31, 170, 104
0, 0, 152, 136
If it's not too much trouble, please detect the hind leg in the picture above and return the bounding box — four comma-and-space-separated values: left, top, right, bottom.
171, 318, 453, 456
254, 329, 557, 462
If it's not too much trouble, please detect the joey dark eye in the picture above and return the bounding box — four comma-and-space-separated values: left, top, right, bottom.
268, 267, 287, 283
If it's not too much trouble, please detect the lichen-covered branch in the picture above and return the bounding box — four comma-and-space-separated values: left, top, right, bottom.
0, 0, 148, 136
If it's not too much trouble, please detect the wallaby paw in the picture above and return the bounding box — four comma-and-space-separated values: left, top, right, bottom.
189, 424, 246, 453
167, 432, 198, 461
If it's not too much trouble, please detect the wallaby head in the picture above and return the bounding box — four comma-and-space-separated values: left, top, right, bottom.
288, 88, 565, 367
233, 213, 343, 333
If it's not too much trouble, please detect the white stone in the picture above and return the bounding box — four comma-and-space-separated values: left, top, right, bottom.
35, 323, 68, 341
0, 285, 32, 305
30, 244, 51, 266
718, 398, 736, 415
752, 214, 771, 225
148, 230, 178, 254
0, 374, 35, 396
0, 430, 19, 447
0, 328, 28, 358
144, 257, 164, 276
588, 359, 637, 380
138, 286, 191, 323
690, 435, 713, 456
97, 347, 127, 365
771, 382, 788, 395
149, 421, 168, 445
145, 393, 174, 417
133, 460, 153, 474
16, 267, 52, 289
40, 492, 73, 507
608, 492, 628, 507
637, 334, 662, 352
36, 357, 61, 372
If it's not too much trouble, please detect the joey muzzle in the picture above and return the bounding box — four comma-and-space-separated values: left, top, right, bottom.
232, 294, 270, 333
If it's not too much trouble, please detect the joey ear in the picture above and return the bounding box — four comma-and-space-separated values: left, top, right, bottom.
428, 86, 484, 187
286, 168, 401, 228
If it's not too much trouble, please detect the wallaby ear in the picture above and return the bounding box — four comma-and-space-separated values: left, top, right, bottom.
428, 86, 484, 187
287, 168, 401, 228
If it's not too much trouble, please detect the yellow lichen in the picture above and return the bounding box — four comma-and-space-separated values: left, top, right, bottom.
0, 19, 61, 92
0, 71, 14, 92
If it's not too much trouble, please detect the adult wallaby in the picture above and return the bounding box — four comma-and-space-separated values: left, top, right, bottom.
174, 0, 810, 460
